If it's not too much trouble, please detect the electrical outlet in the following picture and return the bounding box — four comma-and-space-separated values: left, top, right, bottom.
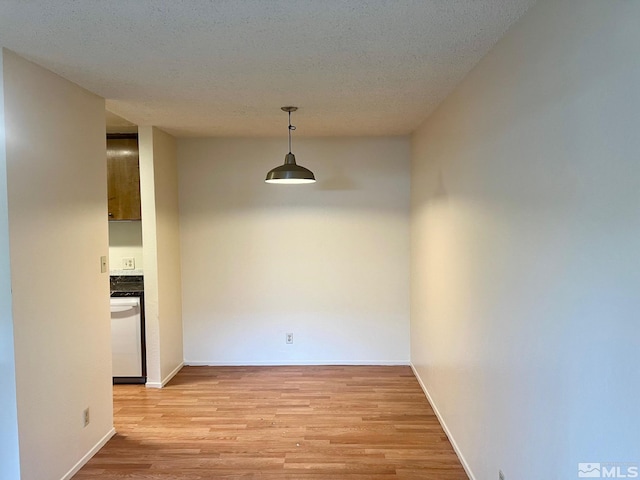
83, 408, 90, 427
286, 333, 293, 344
122, 257, 135, 270
499, 470, 505, 480
100, 256, 108, 273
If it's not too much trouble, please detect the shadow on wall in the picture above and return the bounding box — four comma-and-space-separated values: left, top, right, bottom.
434, 169, 449, 200
178, 136, 410, 214
108, 221, 143, 247
317, 164, 358, 191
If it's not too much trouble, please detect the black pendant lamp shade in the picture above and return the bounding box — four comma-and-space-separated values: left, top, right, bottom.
265, 152, 316, 184
265, 107, 316, 184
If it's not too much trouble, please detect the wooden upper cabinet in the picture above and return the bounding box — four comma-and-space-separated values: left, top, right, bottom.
107, 135, 142, 221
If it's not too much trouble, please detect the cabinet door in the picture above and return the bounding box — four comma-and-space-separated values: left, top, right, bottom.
107, 136, 141, 221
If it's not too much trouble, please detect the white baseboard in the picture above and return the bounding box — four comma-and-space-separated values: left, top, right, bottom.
60, 427, 116, 480
410, 363, 475, 480
183, 360, 410, 366
146, 362, 184, 389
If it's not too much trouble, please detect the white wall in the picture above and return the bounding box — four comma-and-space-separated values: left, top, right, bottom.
139, 126, 183, 387
0, 50, 21, 480
178, 137, 410, 365
108, 221, 144, 274
410, 1, 640, 479
2, 50, 114, 479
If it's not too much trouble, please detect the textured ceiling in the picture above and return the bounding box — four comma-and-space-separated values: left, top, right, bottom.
0, 0, 535, 137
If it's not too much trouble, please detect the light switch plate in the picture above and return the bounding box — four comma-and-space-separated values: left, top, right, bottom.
100, 256, 107, 273
122, 257, 135, 270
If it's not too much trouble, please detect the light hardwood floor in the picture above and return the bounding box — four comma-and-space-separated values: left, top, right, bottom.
73, 366, 468, 479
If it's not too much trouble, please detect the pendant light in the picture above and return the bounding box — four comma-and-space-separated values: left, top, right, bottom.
265, 106, 316, 184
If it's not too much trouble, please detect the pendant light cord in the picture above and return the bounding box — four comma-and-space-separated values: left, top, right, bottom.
288, 110, 296, 153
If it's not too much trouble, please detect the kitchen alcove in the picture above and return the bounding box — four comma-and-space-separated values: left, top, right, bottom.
106, 113, 183, 389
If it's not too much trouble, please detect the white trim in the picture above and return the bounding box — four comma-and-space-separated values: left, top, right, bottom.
183, 360, 410, 366
109, 269, 144, 276
146, 362, 184, 389
60, 427, 116, 480
410, 363, 475, 480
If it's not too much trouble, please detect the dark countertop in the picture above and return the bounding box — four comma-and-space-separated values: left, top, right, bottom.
111, 290, 144, 297
110, 275, 144, 296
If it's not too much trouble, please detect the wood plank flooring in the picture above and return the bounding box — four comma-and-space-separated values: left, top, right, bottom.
73, 366, 468, 479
